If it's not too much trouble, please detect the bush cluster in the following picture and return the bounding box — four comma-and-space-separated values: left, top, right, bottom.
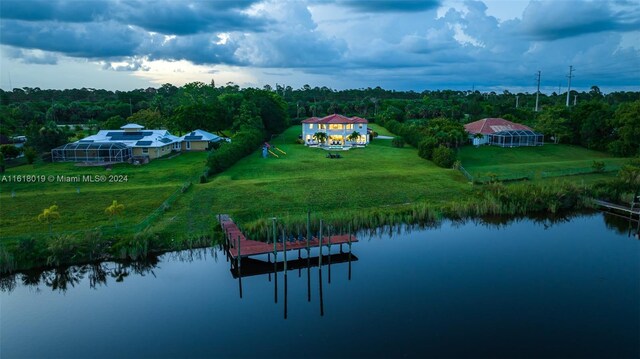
432, 146, 456, 168
206, 128, 264, 176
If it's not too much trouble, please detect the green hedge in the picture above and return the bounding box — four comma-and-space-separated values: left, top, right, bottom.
206, 128, 264, 176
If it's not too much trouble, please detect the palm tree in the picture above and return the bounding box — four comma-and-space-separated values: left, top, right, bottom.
38, 204, 60, 235
313, 132, 327, 145
347, 131, 360, 145
105, 200, 125, 229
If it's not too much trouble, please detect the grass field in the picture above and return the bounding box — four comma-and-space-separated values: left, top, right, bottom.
1, 126, 628, 240
154, 125, 472, 234
0, 152, 207, 237
458, 144, 628, 182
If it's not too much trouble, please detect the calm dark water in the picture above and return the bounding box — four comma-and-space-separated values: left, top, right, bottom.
1, 213, 639, 358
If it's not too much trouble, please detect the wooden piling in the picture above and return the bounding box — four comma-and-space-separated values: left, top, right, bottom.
306, 210, 311, 251
272, 217, 277, 260
237, 235, 241, 268
318, 219, 323, 267
283, 228, 287, 272
348, 251, 352, 281
307, 256, 311, 302
328, 226, 331, 284
238, 268, 243, 299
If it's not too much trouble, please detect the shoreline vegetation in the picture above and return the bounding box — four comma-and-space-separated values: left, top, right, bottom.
1, 125, 638, 274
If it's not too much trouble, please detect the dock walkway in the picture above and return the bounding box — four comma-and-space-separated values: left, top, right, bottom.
219, 214, 358, 259
593, 199, 640, 217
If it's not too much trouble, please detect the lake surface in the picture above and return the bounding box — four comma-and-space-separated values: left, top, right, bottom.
1, 213, 639, 358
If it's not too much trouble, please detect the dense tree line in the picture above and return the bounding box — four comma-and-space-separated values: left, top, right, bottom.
0, 83, 289, 158
1, 84, 638, 159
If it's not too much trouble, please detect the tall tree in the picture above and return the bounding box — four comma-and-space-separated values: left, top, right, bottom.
535, 106, 570, 144
608, 100, 640, 157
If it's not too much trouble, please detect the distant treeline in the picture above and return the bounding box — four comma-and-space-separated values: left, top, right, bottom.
1, 84, 639, 157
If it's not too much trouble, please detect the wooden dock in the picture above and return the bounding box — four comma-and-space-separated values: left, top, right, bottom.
593, 199, 640, 218
219, 214, 358, 259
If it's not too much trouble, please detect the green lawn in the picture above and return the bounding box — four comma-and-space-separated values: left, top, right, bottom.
458, 144, 628, 182
155, 125, 471, 233
0, 152, 207, 238
0, 126, 629, 240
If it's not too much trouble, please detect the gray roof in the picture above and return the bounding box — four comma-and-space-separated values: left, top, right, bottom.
120, 123, 145, 129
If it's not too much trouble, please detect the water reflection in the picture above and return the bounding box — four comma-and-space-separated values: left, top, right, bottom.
603, 211, 640, 238
0, 255, 172, 293
2, 211, 636, 297
229, 245, 358, 319
2, 213, 639, 359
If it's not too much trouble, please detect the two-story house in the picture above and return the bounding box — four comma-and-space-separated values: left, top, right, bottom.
301, 114, 369, 148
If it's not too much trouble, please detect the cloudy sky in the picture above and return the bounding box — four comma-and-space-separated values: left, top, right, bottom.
1, 0, 638, 93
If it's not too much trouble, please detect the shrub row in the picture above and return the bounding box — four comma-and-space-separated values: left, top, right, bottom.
206, 128, 264, 176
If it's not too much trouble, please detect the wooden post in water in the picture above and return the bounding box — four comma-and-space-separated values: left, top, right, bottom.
283, 227, 287, 272
319, 266, 324, 317
284, 265, 288, 320
327, 226, 332, 284
238, 267, 243, 299
274, 259, 278, 304
348, 251, 352, 281
307, 255, 311, 302
237, 235, 241, 269
306, 210, 311, 252
348, 221, 352, 281
318, 219, 323, 267
272, 217, 277, 261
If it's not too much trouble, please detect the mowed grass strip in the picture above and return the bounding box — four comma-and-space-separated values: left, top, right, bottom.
181, 125, 471, 226
0, 152, 207, 237
458, 144, 628, 179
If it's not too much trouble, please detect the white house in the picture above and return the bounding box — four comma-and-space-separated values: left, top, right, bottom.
301, 114, 369, 148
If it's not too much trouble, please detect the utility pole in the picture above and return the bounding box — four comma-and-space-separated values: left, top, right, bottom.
574, 95, 577, 106
535, 70, 541, 112
515, 95, 519, 108
129, 98, 133, 116
566, 65, 574, 107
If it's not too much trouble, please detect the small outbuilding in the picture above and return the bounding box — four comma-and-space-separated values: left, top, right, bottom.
180, 129, 229, 151
464, 118, 543, 147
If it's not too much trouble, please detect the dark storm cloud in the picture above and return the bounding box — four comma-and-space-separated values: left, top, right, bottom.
519, 0, 640, 40
0, 0, 267, 35
0, 20, 142, 58
116, 0, 268, 35
0, 0, 110, 22
0, 0, 264, 64
336, 0, 441, 13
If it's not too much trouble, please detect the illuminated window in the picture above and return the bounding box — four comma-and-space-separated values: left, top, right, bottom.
309, 124, 313, 129
320, 124, 326, 129
346, 124, 354, 130
359, 124, 363, 129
